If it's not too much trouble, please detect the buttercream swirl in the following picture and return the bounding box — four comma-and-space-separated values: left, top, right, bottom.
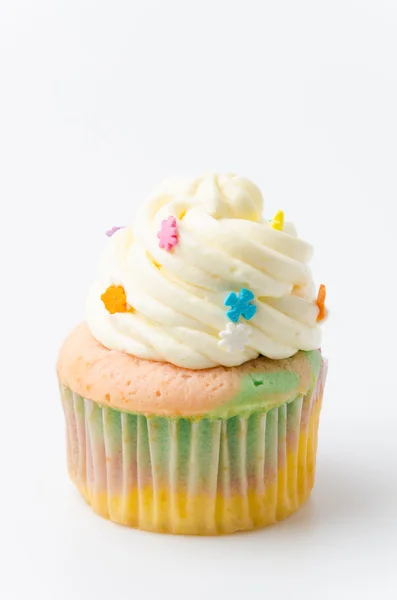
86, 173, 323, 369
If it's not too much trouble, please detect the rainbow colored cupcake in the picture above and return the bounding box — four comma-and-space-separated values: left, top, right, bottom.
57, 173, 327, 535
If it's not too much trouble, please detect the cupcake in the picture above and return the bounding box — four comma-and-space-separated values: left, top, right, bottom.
57, 173, 327, 535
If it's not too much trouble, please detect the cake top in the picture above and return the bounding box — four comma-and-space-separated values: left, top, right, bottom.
58, 323, 323, 417
86, 173, 326, 369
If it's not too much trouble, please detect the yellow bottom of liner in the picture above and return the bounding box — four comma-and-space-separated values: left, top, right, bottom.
70, 396, 322, 535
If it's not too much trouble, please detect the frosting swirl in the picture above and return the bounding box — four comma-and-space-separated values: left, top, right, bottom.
86, 173, 323, 369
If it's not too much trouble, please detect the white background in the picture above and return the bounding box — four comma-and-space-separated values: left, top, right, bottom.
0, 1, 396, 598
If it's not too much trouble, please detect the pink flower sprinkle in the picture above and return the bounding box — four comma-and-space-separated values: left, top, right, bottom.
106, 226, 125, 237
157, 216, 178, 252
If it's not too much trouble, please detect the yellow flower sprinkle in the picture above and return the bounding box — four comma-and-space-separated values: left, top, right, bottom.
271, 210, 284, 231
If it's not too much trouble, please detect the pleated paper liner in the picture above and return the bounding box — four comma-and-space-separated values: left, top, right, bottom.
60, 360, 327, 535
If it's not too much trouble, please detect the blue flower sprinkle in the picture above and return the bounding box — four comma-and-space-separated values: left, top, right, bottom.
224, 288, 257, 323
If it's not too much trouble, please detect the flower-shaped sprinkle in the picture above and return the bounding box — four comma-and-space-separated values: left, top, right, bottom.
316, 284, 327, 322
101, 285, 134, 314
224, 288, 257, 323
106, 226, 125, 237
219, 323, 252, 353
158, 216, 178, 251
271, 210, 284, 231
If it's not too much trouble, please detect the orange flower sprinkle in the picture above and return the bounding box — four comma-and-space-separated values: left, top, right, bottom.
101, 285, 134, 315
316, 284, 327, 322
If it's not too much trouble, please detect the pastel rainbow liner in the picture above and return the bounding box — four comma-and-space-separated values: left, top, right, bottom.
60, 360, 327, 535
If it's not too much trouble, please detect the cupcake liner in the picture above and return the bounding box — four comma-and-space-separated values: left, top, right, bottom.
60, 359, 327, 535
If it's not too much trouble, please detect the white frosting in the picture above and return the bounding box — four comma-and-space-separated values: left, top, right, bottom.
86, 173, 322, 369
